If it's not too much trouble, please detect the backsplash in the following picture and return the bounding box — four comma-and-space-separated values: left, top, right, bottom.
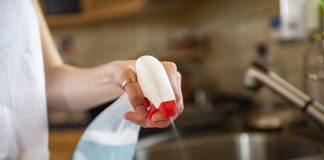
52, 0, 309, 100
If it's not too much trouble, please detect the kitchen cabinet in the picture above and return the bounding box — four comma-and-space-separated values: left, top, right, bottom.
41, 0, 147, 28
41, 0, 200, 28
49, 128, 84, 160
82, 0, 135, 11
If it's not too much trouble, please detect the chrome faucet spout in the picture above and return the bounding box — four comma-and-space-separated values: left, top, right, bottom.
244, 64, 324, 125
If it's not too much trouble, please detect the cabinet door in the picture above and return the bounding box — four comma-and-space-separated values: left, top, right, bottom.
82, 0, 139, 12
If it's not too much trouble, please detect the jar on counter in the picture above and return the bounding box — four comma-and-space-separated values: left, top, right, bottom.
305, 32, 324, 104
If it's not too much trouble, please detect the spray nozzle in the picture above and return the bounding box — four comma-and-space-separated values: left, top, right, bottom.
135, 55, 177, 120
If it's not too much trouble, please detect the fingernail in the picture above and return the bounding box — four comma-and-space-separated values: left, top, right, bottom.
146, 121, 153, 127
124, 113, 129, 120
151, 116, 167, 122
151, 117, 158, 122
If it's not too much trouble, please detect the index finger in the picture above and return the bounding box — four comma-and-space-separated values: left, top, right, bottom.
117, 67, 147, 118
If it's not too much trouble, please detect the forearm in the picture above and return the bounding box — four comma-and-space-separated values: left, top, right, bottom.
32, 0, 124, 112
46, 62, 124, 112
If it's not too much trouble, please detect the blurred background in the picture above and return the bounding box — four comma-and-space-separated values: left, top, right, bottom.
41, 0, 324, 160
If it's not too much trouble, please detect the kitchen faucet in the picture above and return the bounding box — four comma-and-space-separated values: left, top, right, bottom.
244, 62, 324, 125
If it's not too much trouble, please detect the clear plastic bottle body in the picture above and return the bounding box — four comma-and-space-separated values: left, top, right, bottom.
305, 37, 324, 104
72, 94, 140, 160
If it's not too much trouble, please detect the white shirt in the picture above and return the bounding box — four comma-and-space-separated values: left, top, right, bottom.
0, 0, 49, 159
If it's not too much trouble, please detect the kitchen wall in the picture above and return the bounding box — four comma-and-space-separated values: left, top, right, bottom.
52, 0, 309, 100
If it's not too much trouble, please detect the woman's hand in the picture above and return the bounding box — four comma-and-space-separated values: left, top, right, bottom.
113, 60, 184, 128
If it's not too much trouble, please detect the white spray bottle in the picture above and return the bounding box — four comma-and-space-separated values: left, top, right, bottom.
72, 55, 177, 160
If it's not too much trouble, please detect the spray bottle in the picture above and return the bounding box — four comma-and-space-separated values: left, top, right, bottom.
72, 55, 177, 160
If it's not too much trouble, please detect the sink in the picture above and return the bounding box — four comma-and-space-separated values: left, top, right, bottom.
136, 133, 324, 160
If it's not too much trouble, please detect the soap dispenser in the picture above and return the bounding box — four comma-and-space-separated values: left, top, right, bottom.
305, 32, 324, 104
